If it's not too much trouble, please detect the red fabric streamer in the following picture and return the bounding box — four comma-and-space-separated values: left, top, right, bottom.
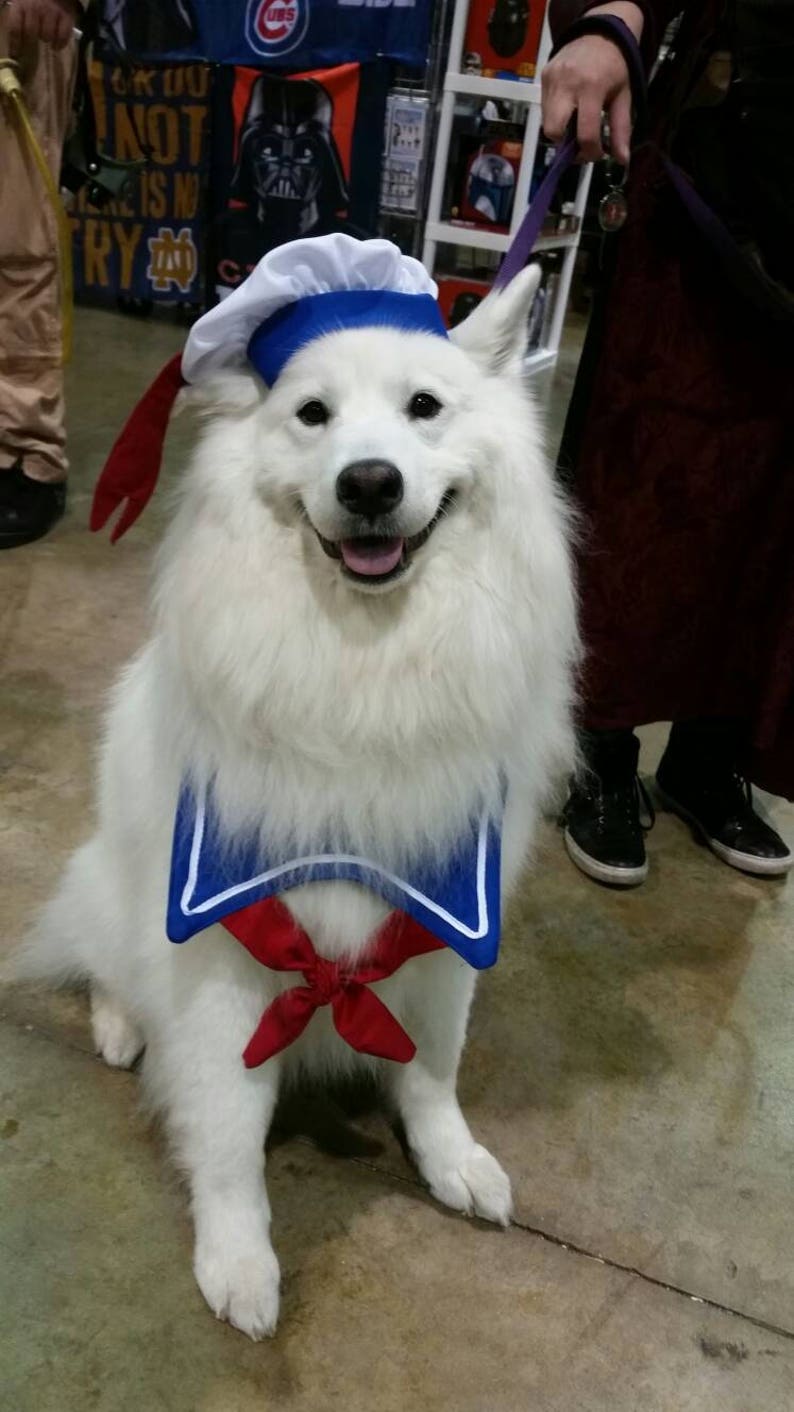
222, 896, 446, 1067
90, 353, 186, 542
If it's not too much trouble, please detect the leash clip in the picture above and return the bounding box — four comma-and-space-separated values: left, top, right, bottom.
0, 56, 21, 100
598, 129, 629, 233
598, 177, 629, 233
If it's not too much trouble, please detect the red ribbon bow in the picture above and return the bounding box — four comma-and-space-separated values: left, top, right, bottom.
222, 897, 445, 1068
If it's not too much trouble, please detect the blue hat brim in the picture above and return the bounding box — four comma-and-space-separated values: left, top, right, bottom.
247, 288, 448, 387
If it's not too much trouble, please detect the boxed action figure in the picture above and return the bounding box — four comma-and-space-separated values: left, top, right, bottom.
462, 0, 547, 80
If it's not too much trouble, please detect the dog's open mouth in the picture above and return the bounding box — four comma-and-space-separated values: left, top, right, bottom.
315, 493, 454, 584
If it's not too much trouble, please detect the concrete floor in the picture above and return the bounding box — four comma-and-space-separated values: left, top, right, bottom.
2, 306, 794, 1411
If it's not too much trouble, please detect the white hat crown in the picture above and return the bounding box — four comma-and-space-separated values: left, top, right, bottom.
183, 233, 439, 385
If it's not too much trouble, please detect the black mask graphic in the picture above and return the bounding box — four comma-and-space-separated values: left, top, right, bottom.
231, 75, 348, 241
487, 0, 529, 59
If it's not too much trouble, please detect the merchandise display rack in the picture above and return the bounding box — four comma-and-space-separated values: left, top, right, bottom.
421, 0, 592, 372
377, 0, 457, 258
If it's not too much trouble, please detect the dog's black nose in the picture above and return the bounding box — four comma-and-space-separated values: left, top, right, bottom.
336, 460, 404, 519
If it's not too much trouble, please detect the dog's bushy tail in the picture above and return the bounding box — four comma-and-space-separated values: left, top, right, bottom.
6, 840, 102, 987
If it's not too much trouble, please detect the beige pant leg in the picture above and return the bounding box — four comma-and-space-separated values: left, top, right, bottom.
0, 18, 76, 483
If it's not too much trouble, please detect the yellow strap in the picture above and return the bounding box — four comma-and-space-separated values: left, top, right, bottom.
0, 62, 73, 364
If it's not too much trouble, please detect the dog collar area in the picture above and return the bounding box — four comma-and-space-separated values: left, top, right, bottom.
166, 783, 502, 970
247, 289, 449, 387
166, 785, 503, 1069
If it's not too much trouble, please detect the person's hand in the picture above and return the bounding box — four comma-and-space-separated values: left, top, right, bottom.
541, 1, 644, 165
7, 0, 79, 54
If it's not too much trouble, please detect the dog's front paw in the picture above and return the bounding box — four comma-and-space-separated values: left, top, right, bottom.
426, 1143, 513, 1226
194, 1236, 281, 1340
90, 987, 144, 1069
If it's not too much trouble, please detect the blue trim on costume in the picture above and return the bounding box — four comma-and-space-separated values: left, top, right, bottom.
247, 289, 449, 386
166, 783, 502, 970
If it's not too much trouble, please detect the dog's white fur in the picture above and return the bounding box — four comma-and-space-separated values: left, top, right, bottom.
21, 266, 577, 1338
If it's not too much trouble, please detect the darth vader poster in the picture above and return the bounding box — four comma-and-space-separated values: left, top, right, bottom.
210, 63, 378, 301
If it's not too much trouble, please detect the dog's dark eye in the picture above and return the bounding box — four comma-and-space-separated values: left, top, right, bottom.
408, 391, 443, 420
297, 399, 330, 427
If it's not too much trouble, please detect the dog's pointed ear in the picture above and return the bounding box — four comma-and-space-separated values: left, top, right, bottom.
175, 369, 264, 417
449, 264, 542, 375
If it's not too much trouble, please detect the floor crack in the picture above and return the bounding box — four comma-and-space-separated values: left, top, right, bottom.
345, 1149, 794, 1346
6, 1018, 794, 1348
510, 1213, 794, 1345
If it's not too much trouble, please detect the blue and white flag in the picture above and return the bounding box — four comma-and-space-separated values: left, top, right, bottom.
102, 0, 433, 69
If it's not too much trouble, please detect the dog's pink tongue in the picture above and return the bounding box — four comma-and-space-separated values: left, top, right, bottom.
340, 537, 404, 576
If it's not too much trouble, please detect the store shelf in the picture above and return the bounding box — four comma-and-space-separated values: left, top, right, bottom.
427, 221, 509, 253
535, 232, 579, 249
422, 0, 593, 376
444, 73, 541, 104
426, 220, 578, 254
524, 347, 557, 374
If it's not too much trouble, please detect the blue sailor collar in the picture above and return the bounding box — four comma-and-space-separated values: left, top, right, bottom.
167, 783, 503, 970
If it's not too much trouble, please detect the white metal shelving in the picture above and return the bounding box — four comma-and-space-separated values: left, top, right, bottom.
421, 0, 593, 372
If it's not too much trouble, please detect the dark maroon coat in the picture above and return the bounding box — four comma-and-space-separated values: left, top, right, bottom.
550, 0, 794, 798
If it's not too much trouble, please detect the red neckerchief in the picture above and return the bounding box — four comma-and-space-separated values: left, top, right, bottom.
222, 896, 446, 1068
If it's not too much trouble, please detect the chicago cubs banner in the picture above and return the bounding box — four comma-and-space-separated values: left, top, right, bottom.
71, 61, 210, 305
101, 0, 433, 68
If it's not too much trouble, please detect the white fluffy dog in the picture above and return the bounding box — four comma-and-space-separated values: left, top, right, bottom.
23, 260, 576, 1338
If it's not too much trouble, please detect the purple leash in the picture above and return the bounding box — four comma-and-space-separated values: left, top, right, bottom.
494, 14, 788, 319
493, 15, 645, 291
493, 134, 578, 291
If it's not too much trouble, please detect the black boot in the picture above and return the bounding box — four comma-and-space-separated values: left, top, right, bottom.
0, 461, 66, 549
656, 720, 793, 878
562, 729, 654, 887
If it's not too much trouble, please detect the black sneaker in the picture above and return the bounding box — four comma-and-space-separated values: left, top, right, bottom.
656, 730, 793, 878
562, 729, 655, 887
0, 461, 66, 549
